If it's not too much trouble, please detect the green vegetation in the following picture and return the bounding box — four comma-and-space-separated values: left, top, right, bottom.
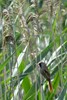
0, 0, 67, 100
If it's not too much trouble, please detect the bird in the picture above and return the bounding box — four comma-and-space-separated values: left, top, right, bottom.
38, 62, 53, 92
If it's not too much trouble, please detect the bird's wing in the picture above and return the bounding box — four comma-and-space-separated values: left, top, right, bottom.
43, 65, 50, 80
43, 64, 50, 76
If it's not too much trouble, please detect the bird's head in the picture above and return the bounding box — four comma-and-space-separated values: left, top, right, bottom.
38, 62, 44, 68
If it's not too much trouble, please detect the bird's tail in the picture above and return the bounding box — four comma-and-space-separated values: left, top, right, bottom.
48, 80, 53, 92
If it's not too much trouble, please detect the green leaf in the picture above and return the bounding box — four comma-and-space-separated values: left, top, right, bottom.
23, 77, 40, 100
57, 82, 67, 100
62, 0, 67, 7
0, 51, 14, 72
22, 76, 31, 93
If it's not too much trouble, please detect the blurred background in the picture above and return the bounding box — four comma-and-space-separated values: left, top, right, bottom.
0, 0, 67, 100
